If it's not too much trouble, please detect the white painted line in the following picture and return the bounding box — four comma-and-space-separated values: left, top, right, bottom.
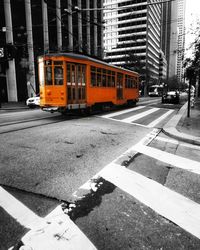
100, 105, 145, 118
102, 116, 149, 128
133, 144, 200, 175
0, 187, 43, 229
0, 187, 96, 249
99, 163, 200, 239
22, 206, 97, 250
147, 109, 174, 128
139, 99, 160, 105
122, 108, 160, 124
73, 129, 160, 197
156, 136, 200, 150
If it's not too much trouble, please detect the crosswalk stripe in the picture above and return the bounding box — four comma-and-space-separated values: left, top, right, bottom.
22, 206, 97, 250
101, 105, 145, 118
147, 109, 174, 127
133, 144, 200, 175
122, 107, 160, 124
0, 187, 96, 249
99, 163, 200, 239
0, 187, 43, 229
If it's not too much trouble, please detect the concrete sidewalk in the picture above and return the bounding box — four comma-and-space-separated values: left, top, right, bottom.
0, 102, 28, 111
163, 98, 200, 146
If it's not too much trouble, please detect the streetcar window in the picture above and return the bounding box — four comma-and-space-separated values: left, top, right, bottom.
125, 75, 137, 88
97, 73, 102, 87
91, 72, 96, 86
67, 64, 71, 83
77, 65, 82, 84
91, 66, 96, 86
71, 65, 75, 83
107, 75, 112, 87
82, 65, 86, 85
111, 72, 115, 87
45, 66, 52, 85
54, 66, 63, 85
90, 66, 116, 88
102, 73, 106, 87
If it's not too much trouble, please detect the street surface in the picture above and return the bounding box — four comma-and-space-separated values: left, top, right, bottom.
0, 96, 200, 249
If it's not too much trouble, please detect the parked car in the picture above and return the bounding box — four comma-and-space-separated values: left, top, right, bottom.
162, 91, 180, 104
26, 95, 40, 108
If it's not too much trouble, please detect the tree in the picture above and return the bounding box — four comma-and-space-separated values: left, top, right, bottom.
184, 21, 200, 97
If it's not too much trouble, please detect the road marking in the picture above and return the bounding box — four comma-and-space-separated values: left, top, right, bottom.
0, 187, 96, 249
132, 144, 200, 175
99, 163, 200, 239
147, 109, 174, 127
101, 117, 149, 128
22, 206, 97, 250
0, 187, 43, 229
156, 136, 200, 150
122, 107, 159, 124
139, 99, 160, 105
100, 105, 145, 118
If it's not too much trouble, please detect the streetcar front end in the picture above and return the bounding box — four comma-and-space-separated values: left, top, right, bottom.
38, 57, 67, 113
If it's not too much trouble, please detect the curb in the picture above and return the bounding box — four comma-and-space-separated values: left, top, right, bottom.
163, 101, 200, 146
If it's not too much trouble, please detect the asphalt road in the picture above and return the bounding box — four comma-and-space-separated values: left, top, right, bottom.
1, 97, 200, 249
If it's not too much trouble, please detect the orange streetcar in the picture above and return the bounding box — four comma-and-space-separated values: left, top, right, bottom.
38, 53, 140, 113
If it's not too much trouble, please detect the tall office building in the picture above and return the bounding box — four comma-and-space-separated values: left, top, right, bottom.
161, 0, 185, 82
103, 0, 162, 88
177, 0, 186, 83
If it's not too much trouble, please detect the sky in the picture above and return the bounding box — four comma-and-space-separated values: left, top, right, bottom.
185, 0, 200, 57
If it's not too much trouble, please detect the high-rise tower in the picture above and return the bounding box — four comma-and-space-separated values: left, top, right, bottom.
103, 0, 162, 89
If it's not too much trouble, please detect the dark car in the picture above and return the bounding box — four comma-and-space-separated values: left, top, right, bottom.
162, 91, 180, 104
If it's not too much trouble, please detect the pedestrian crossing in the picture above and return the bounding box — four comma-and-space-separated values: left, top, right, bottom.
100, 105, 174, 128
2, 130, 200, 248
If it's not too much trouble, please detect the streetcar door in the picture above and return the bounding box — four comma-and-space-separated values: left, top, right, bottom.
117, 73, 123, 100
67, 64, 86, 106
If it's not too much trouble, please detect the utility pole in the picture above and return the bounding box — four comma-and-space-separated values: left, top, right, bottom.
86, 0, 91, 55
93, 0, 97, 56
4, 0, 18, 102
68, 0, 73, 51
56, 0, 62, 51
25, 0, 36, 97
77, 0, 82, 52
42, 0, 49, 53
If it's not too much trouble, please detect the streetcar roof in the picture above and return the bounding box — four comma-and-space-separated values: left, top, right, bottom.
38, 52, 139, 76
